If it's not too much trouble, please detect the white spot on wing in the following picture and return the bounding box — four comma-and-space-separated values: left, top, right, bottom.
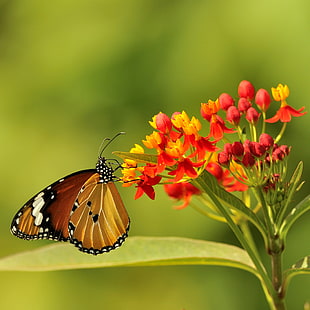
32, 195, 45, 226
35, 192, 44, 199
34, 213, 43, 226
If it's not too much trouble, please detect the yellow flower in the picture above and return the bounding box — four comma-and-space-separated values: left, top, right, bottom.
271, 84, 290, 102
171, 111, 190, 129
165, 139, 185, 158
201, 99, 220, 116
143, 131, 162, 149
183, 116, 201, 137
130, 144, 144, 154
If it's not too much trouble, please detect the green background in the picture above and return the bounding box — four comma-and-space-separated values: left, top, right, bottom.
1, 0, 309, 309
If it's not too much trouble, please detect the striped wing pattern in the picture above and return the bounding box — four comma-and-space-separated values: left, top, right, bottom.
69, 174, 130, 255
10, 170, 96, 241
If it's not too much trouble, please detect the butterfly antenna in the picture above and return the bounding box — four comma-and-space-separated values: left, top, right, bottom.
99, 132, 126, 157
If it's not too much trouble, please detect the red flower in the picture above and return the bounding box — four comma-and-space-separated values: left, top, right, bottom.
209, 115, 235, 140
189, 136, 217, 161
266, 83, 306, 123
265, 105, 306, 123
164, 182, 201, 209
168, 158, 204, 182
135, 175, 162, 200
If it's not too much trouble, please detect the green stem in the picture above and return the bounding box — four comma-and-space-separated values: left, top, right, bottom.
270, 249, 286, 309
271, 252, 283, 293
274, 122, 287, 144
253, 186, 275, 237
254, 186, 287, 309
192, 175, 291, 309
192, 179, 275, 303
262, 111, 267, 134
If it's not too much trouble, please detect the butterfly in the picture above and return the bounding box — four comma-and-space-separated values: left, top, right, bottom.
10, 133, 130, 255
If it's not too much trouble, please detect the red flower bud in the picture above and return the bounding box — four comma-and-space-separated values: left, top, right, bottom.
246, 107, 260, 124
242, 152, 255, 167
224, 143, 232, 155
218, 152, 230, 166
226, 106, 241, 125
255, 88, 271, 112
250, 141, 265, 157
279, 145, 291, 156
259, 133, 274, 150
243, 139, 251, 153
231, 141, 244, 158
219, 93, 234, 111
238, 80, 255, 100
152, 112, 172, 133
238, 98, 252, 113
272, 147, 285, 161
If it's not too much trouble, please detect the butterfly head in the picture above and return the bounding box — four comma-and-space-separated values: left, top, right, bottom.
96, 157, 115, 183
96, 132, 125, 184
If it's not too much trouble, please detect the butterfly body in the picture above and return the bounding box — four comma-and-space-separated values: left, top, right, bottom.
11, 157, 130, 255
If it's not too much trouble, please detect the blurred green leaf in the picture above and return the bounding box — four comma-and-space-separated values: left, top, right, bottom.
279, 194, 310, 239
0, 237, 258, 275
193, 170, 267, 242
283, 256, 310, 291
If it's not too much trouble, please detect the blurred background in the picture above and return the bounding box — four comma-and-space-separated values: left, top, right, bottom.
0, 0, 309, 309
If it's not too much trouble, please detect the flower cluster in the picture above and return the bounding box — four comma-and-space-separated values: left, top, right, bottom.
120, 81, 305, 210
121, 111, 217, 202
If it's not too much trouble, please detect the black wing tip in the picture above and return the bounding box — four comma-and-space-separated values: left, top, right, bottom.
10, 225, 68, 242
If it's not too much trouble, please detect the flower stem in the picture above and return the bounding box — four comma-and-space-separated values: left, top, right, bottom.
270, 250, 286, 309
262, 111, 267, 134
253, 186, 275, 237
192, 176, 289, 309
192, 178, 274, 297
274, 122, 287, 144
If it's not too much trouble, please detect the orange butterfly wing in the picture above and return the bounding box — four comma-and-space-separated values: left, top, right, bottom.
11, 170, 96, 241
69, 174, 130, 255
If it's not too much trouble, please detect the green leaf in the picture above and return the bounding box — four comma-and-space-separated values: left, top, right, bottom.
0, 237, 258, 275
279, 194, 310, 238
193, 170, 267, 242
113, 151, 158, 164
283, 256, 310, 291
